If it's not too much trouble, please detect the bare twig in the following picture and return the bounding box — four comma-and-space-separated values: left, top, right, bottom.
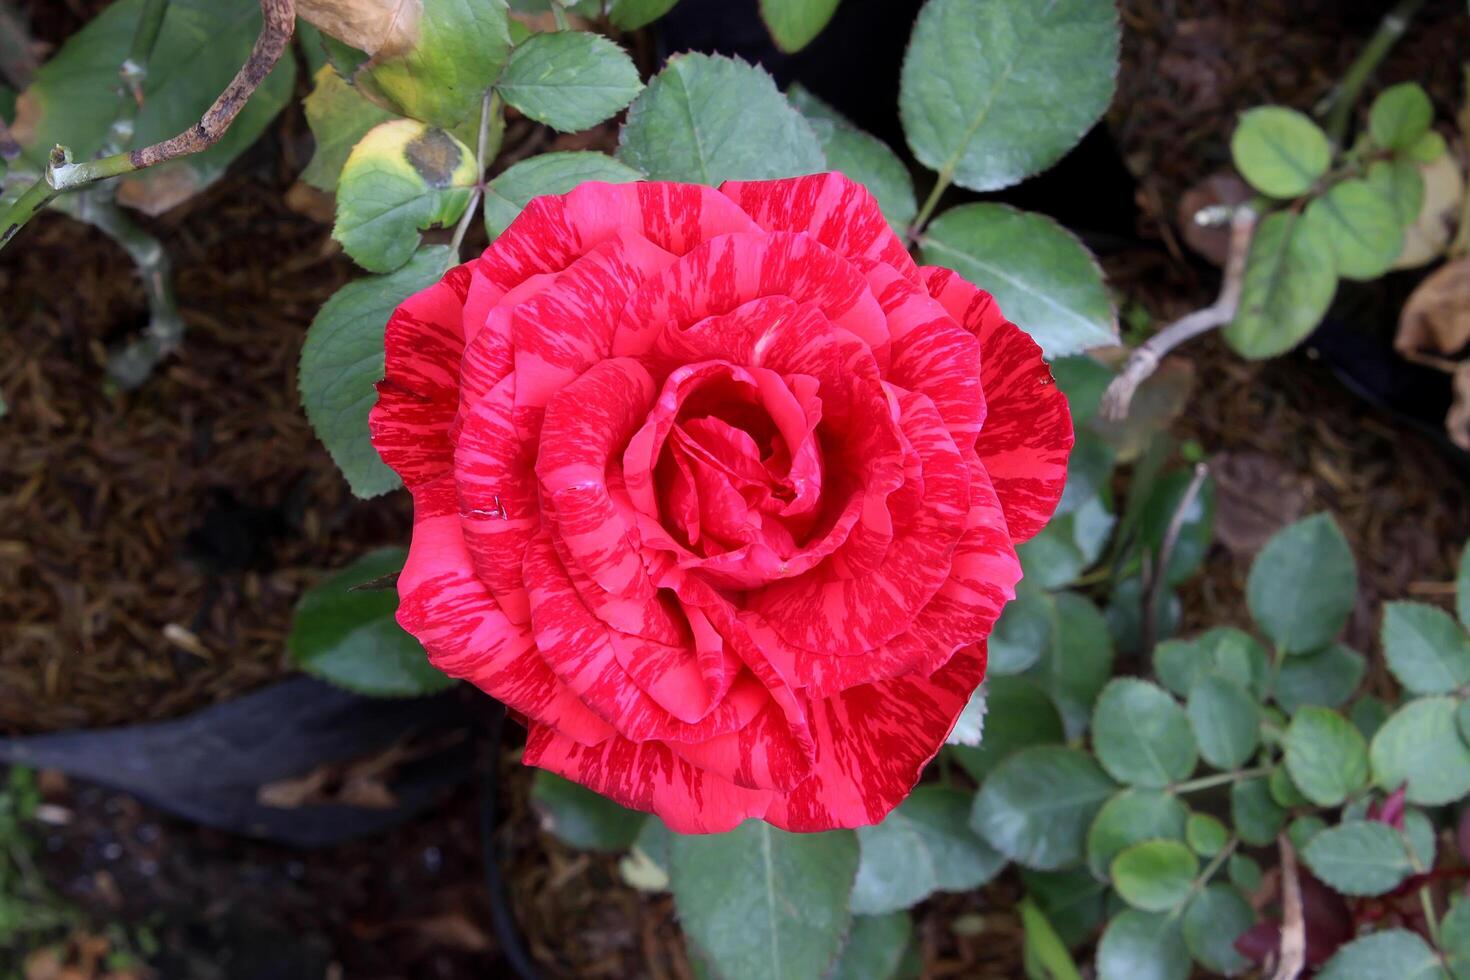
1141, 461, 1209, 656
45, 0, 296, 192
1271, 833, 1307, 980
1315, 0, 1426, 146
1100, 206, 1257, 422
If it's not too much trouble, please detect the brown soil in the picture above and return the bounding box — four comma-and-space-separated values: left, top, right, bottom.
3, 0, 1470, 977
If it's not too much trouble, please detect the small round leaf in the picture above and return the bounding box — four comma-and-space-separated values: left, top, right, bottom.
498, 32, 643, 134
1381, 601, 1470, 696
1369, 82, 1434, 152
1304, 178, 1406, 281
1111, 840, 1198, 913
1092, 679, 1197, 788
1231, 107, 1331, 198
1182, 884, 1254, 976
1185, 813, 1229, 858
1302, 821, 1414, 896
1284, 706, 1369, 806
1231, 777, 1286, 847
1275, 644, 1367, 714
1086, 789, 1189, 880
1223, 210, 1337, 359
1317, 929, 1443, 980
1245, 514, 1357, 653
1371, 696, 1470, 805
1187, 675, 1260, 770
1096, 909, 1190, 980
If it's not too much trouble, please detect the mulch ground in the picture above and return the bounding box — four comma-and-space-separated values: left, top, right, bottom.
3, 0, 1470, 976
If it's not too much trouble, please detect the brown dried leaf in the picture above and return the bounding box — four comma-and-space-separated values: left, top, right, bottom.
1397, 256, 1470, 359
1447, 362, 1470, 451
297, 0, 422, 58
116, 165, 204, 217
1212, 451, 1312, 556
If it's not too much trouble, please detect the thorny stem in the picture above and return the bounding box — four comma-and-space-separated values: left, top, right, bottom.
0, 152, 61, 249
1171, 765, 1271, 795
1316, 0, 1426, 146
450, 91, 498, 258
1100, 206, 1257, 422
1142, 462, 1209, 656
44, 0, 295, 192
73, 193, 186, 389
0, 0, 296, 255
1272, 833, 1306, 980
101, 0, 170, 157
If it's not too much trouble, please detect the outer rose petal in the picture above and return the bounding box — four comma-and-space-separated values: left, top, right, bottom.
922, 266, 1073, 543
370, 263, 473, 490
720, 172, 920, 284
522, 723, 775, 834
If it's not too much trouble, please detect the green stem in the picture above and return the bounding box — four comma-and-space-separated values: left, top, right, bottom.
1171, 766, 1271, 795
449, 91, 498, 259
1422, 886, 1441, 947
0, 167, 59, 250
1317, 0, 1426, 145
907, 168, 953, 247
549, 0, 570, 30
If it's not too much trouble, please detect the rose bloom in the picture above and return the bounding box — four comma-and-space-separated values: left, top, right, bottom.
370, 173, 1071, 833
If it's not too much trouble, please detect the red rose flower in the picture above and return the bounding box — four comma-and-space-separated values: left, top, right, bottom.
370, 173, 1072, 833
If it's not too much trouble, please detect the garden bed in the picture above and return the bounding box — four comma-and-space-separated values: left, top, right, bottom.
4, 0, 1470, 976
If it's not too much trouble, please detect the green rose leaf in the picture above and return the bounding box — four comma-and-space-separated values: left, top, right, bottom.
988, 588, 1056, 675
302, 66, 398, 192
1230, 106, 1331, 198
1187, 675, 1260, 770
1223, 210, 1338, 359
1246, 513, 1357, 655
529, 770, 645, 852
360, 0, 513, 129
13, 0, 295, 212
1096, 910, 1190, 980
1085, 789, 1188, 881
1317, 929, 1445, 980
1275, 644, 1367, 714
1366, 158, 1427, 227
1371, 696, 1470, 805
1027, 592, 1115, 740
497, 31, 643, 134
1283, 706, 1369, 806
948, 676, 1064, 782
1289, 814, 1328, 852
608, 0, 679, 30
1304, 178, 1406, 281
1441, 899, 1470, 980
1182, 884, 1254, 977
1231, 777, 1286, 847
1271, 766, 1311, 808
299, 245, 451, 497
1404, 809, 1437, 871
852, 786, 1004, 915
1302, 821, 1414, 896
483, 151, 643, 239
669, 821, 858, 980
971, 746, 1116, 870
287, 547, 451, 696
1154, 627, 1270, 700
1110, 840, 1198, 913
1185, 814, 1229, 858
1369, 82, 1434, 152
618, 53, 825, 184
1381, 601, 1470, 695
1091, 679, 1197, 788
760, 0, 841, 53
334, 120, 477, 273
788, 85, 917, 232
829, 912, 914, 980
899, 0, 1119, 193
921, 203, 1117, 358
1407, 130, 1448, 163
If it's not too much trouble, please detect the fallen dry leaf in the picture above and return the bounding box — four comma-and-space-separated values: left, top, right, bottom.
116, 164, 204, 217
1397, 256, 1470, 360
1211, 451, 1313, 556
1177, 170, 1253, 266
1447, 361, 1470, 451
1394, 150, 1466, 270
297, 0, 421, 58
